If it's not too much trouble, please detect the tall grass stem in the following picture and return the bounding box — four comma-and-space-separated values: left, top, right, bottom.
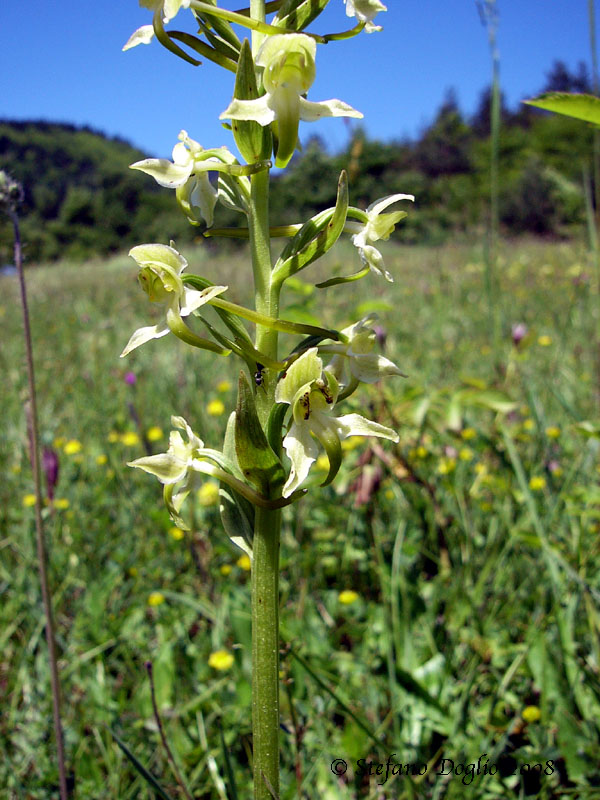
10, 207, 69, 800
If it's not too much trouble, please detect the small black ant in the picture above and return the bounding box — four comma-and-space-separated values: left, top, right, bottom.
254, 362, 266, 391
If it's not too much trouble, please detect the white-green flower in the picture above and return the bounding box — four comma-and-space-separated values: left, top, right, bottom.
128, 415, 221, 528
275, 348, 398, 496
344, 0, 388, 32
130, 131, 239, 226
346, 194, 414, 281
122, 1, 190, 50
323, 315, 405, 388
220, 33, 363, 168
120, 243, 227, 357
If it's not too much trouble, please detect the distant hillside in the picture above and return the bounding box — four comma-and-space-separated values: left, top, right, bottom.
0, 120, 199, 263
0, 61, 596, 263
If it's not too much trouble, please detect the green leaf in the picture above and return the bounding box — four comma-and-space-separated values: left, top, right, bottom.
272, 171, 348, 285
274, 0, 330, 31
524, 92, 600, 126
234, 372, 285, 495
457, 388, 516, 414
109, 728, 177, 800
232, 40, 272, 164
219, 412, 254, 557
574, 420, 600, 438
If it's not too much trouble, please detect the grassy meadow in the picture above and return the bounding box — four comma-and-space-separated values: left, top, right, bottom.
2, 236, 600, 799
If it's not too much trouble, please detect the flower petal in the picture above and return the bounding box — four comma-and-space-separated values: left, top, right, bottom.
220, 96, 274, 126
282, 420, 319, 497
366, 193, 414, 217
335, 413, 399, 442
358, 244, 393, 282
348, 353, 405, 383
120, 323, 169, 357
180, 284, 228, 316
128, 452, 188, 484
122, 24, 155, 51
275, 348, 322, 405
130, 158, 192, 188
129, 243, 188, 275
299, 97, 363, 122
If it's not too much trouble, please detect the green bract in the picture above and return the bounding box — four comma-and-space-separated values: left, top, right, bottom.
220, 33, 363, 168
120, 243, 227, 356
344, 0, 388, 32
323, 314, 405, 388
346, 193, 414, 281
275, 348, 399, 497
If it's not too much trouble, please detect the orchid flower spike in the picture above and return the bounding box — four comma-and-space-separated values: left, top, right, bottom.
120, 243, 227, 357
323, 315, 405, 389
344, 0, 388, 32
123, 0, 190, 50
130, 131, 241, 227
346, 193, 414, 281
275, 348, 398, 497
220, 33, 363, 168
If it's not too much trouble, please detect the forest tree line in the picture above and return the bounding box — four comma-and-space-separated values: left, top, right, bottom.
0, 60, 594, 264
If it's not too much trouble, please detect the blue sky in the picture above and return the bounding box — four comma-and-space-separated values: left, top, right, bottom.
1, 1, 596, 159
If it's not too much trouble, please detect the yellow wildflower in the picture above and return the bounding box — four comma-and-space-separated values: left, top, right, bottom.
147, 591, 165, 607
220, 564, 233, 576
121, 431, 140, 446
415, 445, 428, 458
459, 447, 473, 462
10, 464, 21, 474
341, 436, 362, 452
22, 493, 36, 507
529, 476, 546, 491
146, 426, 163, 442
545, 426, 560, 439
53, 436, 66, 448
208, 650, 234, 671
206, 399, 225, 417
96, 454, 108, 465
437, 457, 456, 475
315, 454, 330, 471
537, 335, 552, 347
522, 419, 535, 432
217, 380, 232, 393
338, 590, 359, 605
197, 481, 220, 507
522, 705, 542, 724
461, 427, 476, 441
64, 439, 82, 455
169, 526, 185, 541
128, 566, 139, 578
107, 431, 120, 443
53, 498, 70, 510
237, 554, 251, 571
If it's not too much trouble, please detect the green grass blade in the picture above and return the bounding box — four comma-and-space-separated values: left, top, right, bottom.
108, 728, 177, 800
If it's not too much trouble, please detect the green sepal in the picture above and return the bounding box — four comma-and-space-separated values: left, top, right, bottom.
274, 0, 330, 31
234, 373, 286, 496
313, 421, 342, 488
219, 413, 254, 558
152, 6, 201, 66
233, 40, 273, 164
316, 264, 370, 289
266, 401, 288, 458
163, 483, 191, 530
272, 171, 348, 286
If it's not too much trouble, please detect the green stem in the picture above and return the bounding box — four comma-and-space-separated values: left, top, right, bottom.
251, 507, 281, 800
246, 16, 282, 794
